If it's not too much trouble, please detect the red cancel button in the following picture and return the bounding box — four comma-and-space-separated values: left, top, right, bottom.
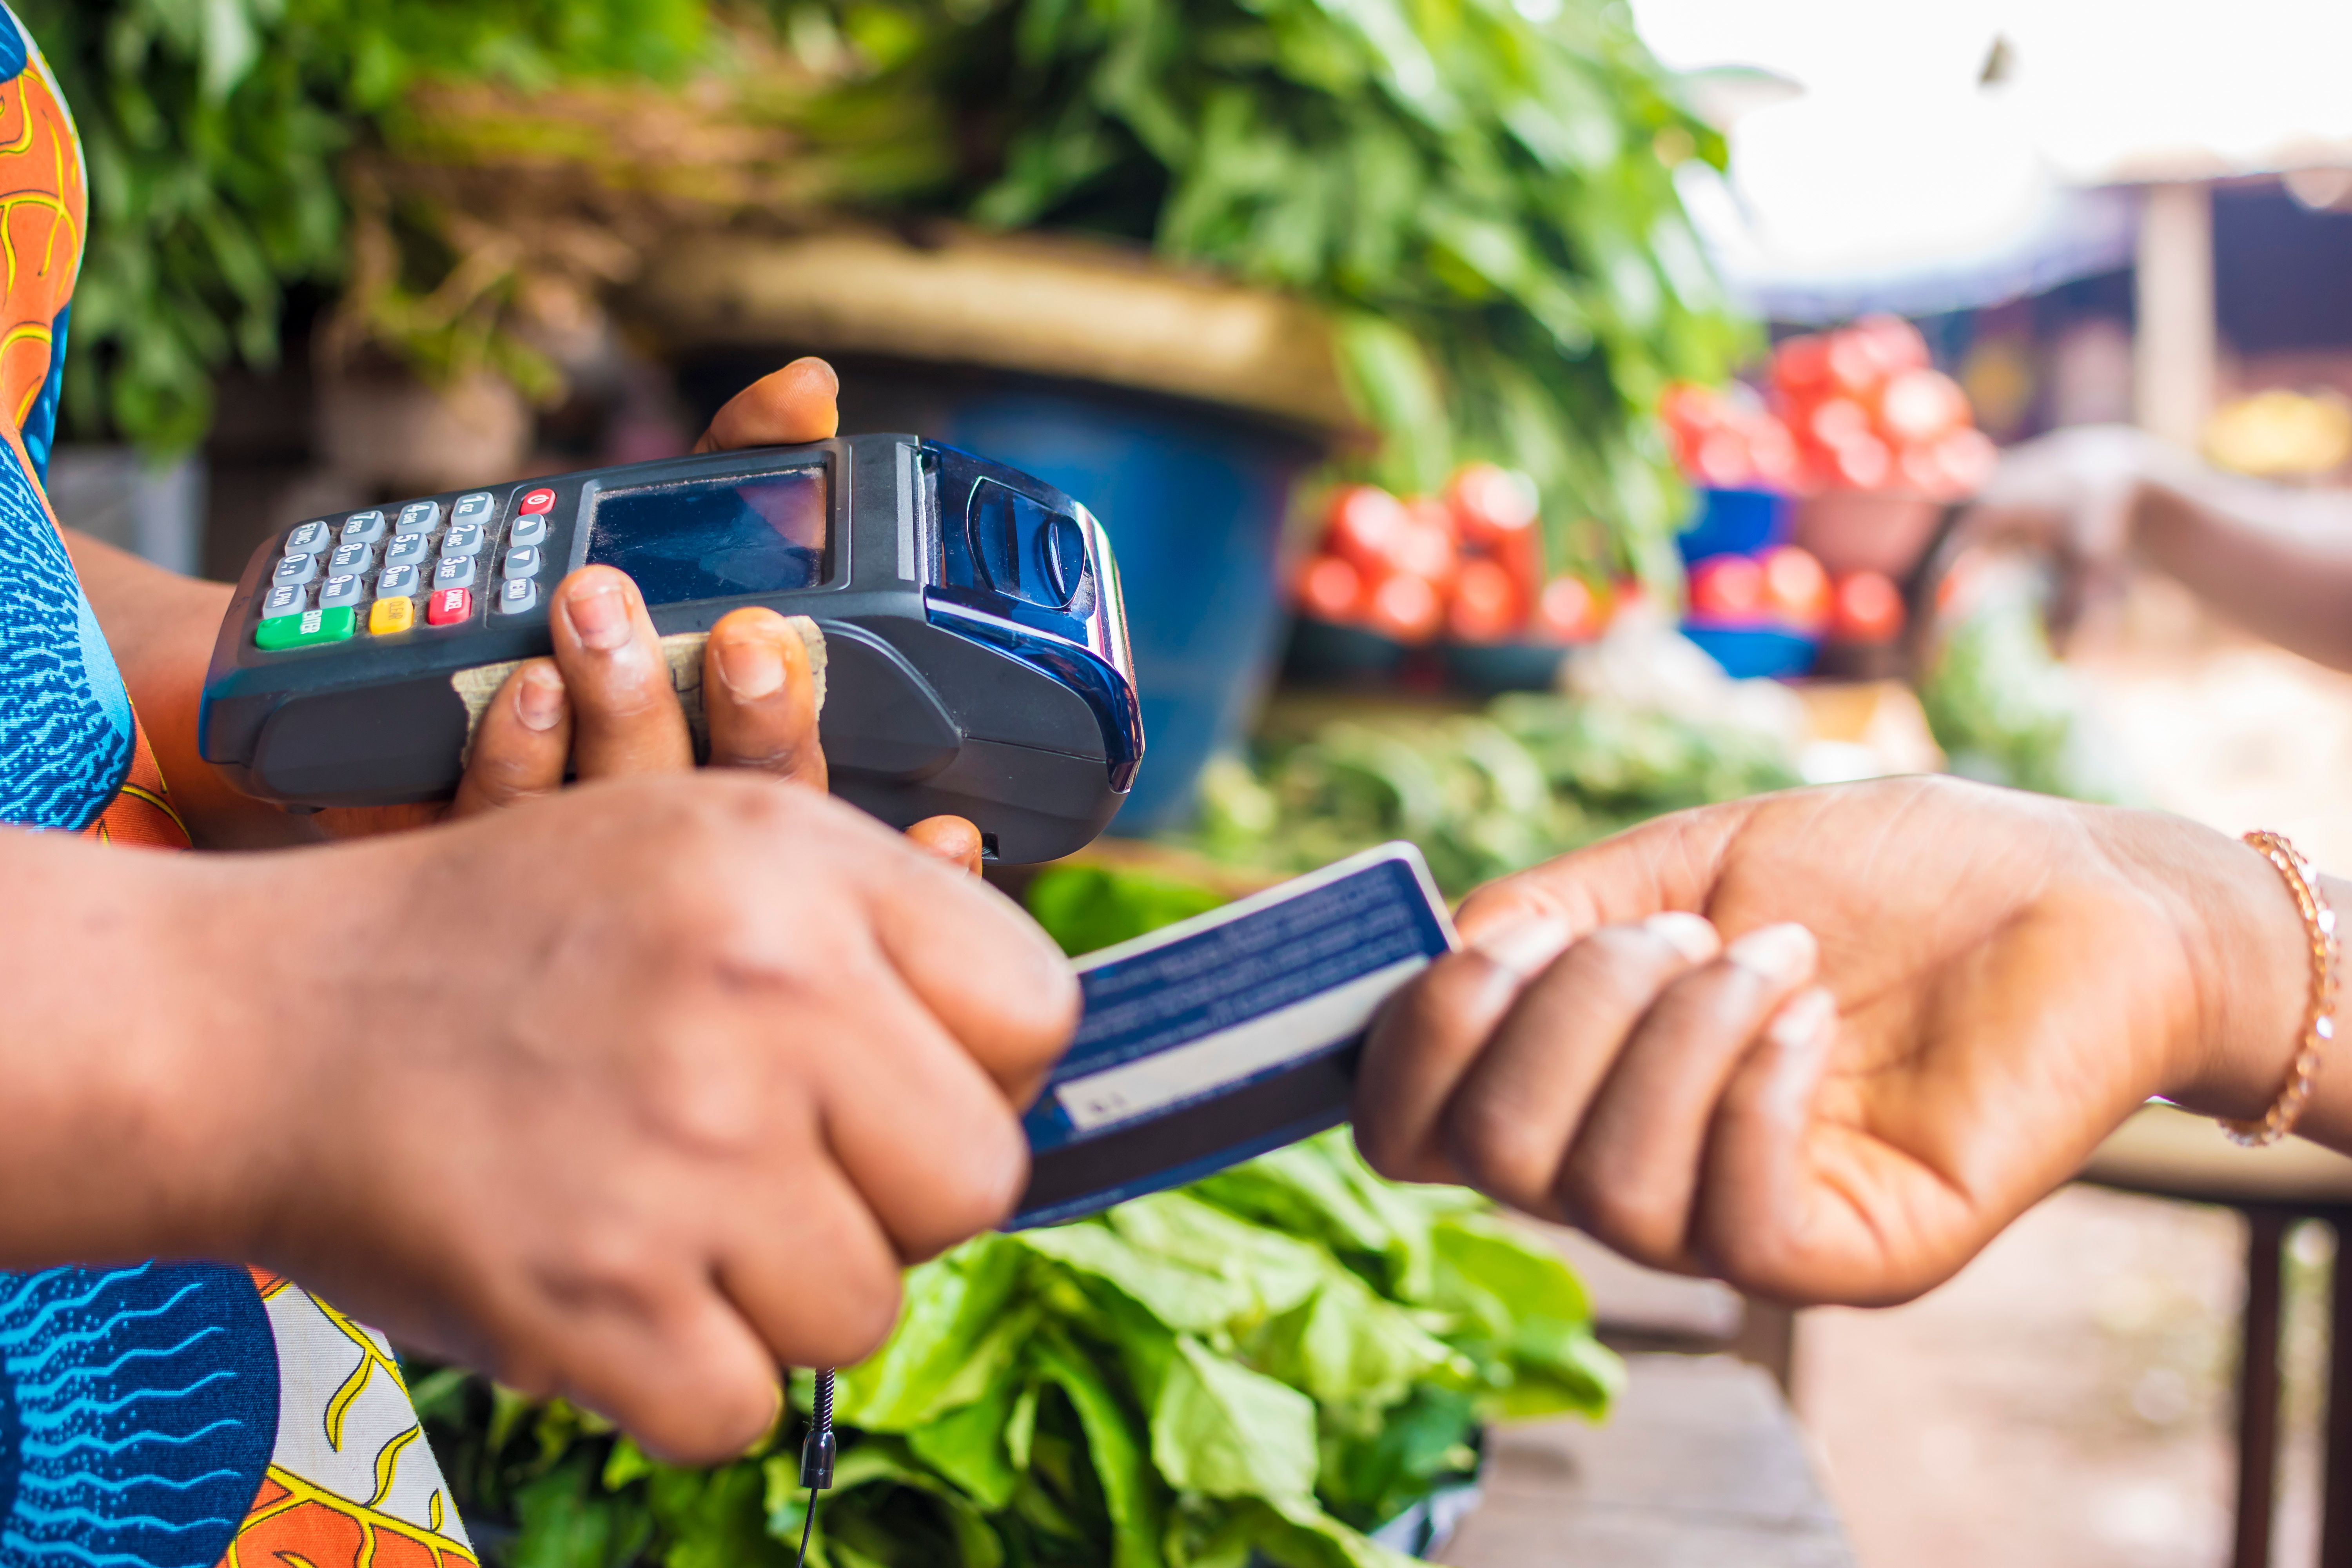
427, 587, 472, 626
519, 488, 557, 516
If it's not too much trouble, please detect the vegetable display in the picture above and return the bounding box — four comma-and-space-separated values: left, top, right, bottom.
1661, 317, 1994, 500
18, 0, 710, 451
1292, 467, 1603, 648
410, 884, 1617, 1568
1193, 676, 1802, 897
793, 0, 1744, 581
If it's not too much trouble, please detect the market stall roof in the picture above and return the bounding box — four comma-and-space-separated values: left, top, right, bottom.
1638, 0, 2352, 318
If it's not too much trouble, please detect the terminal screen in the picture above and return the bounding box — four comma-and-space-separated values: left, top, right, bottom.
586, 465, 828, 605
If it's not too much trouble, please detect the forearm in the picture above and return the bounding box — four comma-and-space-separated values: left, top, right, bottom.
0, 826, 249, 1267
2134, 470, 2352, 673
65, 530, 321, 848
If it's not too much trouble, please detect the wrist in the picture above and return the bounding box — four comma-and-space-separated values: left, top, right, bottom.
2132, 817, 2324, 1127
0, 838, 256, 1265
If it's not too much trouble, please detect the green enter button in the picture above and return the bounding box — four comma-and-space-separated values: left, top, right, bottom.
256, 606, 357, 651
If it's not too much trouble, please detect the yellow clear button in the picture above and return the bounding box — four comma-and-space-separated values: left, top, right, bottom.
369, 596, 415, 635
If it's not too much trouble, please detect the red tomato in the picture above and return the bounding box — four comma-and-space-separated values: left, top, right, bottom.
1825, 332, 1886, 399
1855, 314, 1931, 374
1693, 429, 1753, 488
1688, 554, 1768, 622
1832, 571, 1906, 643
1295, 554, 1363, 622
1759, 546, 1831, 630
1876, 368, 1970, 445
1828, 432, 1892, 490
1806, 397, 1872, 448
1326, 485, 1409, 572
1745, 418, 1800, 491
1659, 383, 1720, 439
1534, 575, 1603, 641
1448, 463, 1540, 545
1894, 441, 1946, 495
1935, 427, 1999, 495
1448, 557, 1526, 641
1771, 335, 1831, 403
1365, 571, 1444, 643
1390, 506, 1460, 587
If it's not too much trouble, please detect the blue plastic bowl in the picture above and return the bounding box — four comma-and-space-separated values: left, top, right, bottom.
686, 355, 1325, 835
1677, 486, 1793, 562
1682, 622, 1818, 680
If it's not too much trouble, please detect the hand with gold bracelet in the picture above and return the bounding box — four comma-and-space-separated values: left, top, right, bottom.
1353, 777, 2342, 1306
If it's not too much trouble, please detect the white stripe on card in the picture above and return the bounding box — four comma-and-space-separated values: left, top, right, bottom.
1054, 955, 1430, 1133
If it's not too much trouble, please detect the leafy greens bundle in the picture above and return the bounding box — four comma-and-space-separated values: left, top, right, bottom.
414, 1136, 1616, 1568
410, 875, 1617, 1568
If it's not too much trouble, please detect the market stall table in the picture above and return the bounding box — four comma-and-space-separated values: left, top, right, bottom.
1439, 1354, 1856, 1568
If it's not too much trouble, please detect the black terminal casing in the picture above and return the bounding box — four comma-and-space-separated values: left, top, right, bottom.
199, 435, 1143, 864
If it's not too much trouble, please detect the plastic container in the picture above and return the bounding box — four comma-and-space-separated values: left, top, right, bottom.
1676, 486, 1792, 562
1791, 490, 1947, 579
685, 354, 1326, 834
1682, 622, 1818, 680
1443, 638, 1571, 693
1282, 615, 1412, 684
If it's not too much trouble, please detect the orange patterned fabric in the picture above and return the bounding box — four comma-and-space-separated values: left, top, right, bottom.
0, 19, 470, 1568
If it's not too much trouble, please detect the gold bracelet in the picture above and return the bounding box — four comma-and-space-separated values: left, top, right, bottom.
2222, 830, 2340, 1147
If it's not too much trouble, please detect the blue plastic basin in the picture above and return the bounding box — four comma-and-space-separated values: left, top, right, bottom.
1677, 486, 1793, 562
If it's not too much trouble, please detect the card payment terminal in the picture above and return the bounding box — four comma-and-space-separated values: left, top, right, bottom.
198, 436, 1142, 864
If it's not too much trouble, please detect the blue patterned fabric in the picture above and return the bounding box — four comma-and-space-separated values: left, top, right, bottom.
22, 307, 66, 485
0, 1267, 280, 1568
0, 438, 132, 831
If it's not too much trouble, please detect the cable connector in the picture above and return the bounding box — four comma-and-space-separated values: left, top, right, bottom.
799, 1368, 837, 1490
792, 1368, 837, 1568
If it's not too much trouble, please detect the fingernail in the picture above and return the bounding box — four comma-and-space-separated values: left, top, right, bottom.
1644, 911, 1722, 965
790, 356, 840, 395
515, 664, 566, 732
1767, 986, 1837, 1052
715, 631, 786, 701
565, 580, 632, 650
1727, 923, 1819, 986
1474, 917, 1575, 979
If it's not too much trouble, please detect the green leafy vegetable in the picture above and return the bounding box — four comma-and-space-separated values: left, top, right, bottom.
1182, 684, 1800, 897
414, 871, 1614, 1568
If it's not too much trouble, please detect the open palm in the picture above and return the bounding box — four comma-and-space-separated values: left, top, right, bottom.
1356, 775, 2303, 1305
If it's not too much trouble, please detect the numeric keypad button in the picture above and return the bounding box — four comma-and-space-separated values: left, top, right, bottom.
319, 574, 365, 610
441, 522, 486, 558
340, 510, 387, 545
377, 563, 420, 597
433, 555, 478, 590
452, 492, 496, 524
330, 542, 374, 575
274, 554, 321, 587
384, 533, 429, 568
396, 501, 442, 534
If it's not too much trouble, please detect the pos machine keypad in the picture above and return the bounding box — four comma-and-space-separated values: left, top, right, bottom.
254, 486, 552, 650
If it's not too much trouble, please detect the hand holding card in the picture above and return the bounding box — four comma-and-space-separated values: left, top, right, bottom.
1015, 843, 1455, 1228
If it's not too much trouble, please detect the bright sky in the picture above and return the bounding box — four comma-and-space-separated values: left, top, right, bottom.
1628, 0, 2352, 310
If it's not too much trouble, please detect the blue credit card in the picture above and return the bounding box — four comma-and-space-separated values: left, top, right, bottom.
1011, 843, 1456, 1229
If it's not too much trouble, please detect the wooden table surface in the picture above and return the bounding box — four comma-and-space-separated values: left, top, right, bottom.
1439, 1354, 1857, 1568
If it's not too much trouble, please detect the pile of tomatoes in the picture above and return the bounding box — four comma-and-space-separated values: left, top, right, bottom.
1292, 465, 1607, 646
1686, 546, 1906, 645
1662, 316, 1997, 499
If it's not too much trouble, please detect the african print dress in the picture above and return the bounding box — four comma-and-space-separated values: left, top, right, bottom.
0, 12, 477, 1568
